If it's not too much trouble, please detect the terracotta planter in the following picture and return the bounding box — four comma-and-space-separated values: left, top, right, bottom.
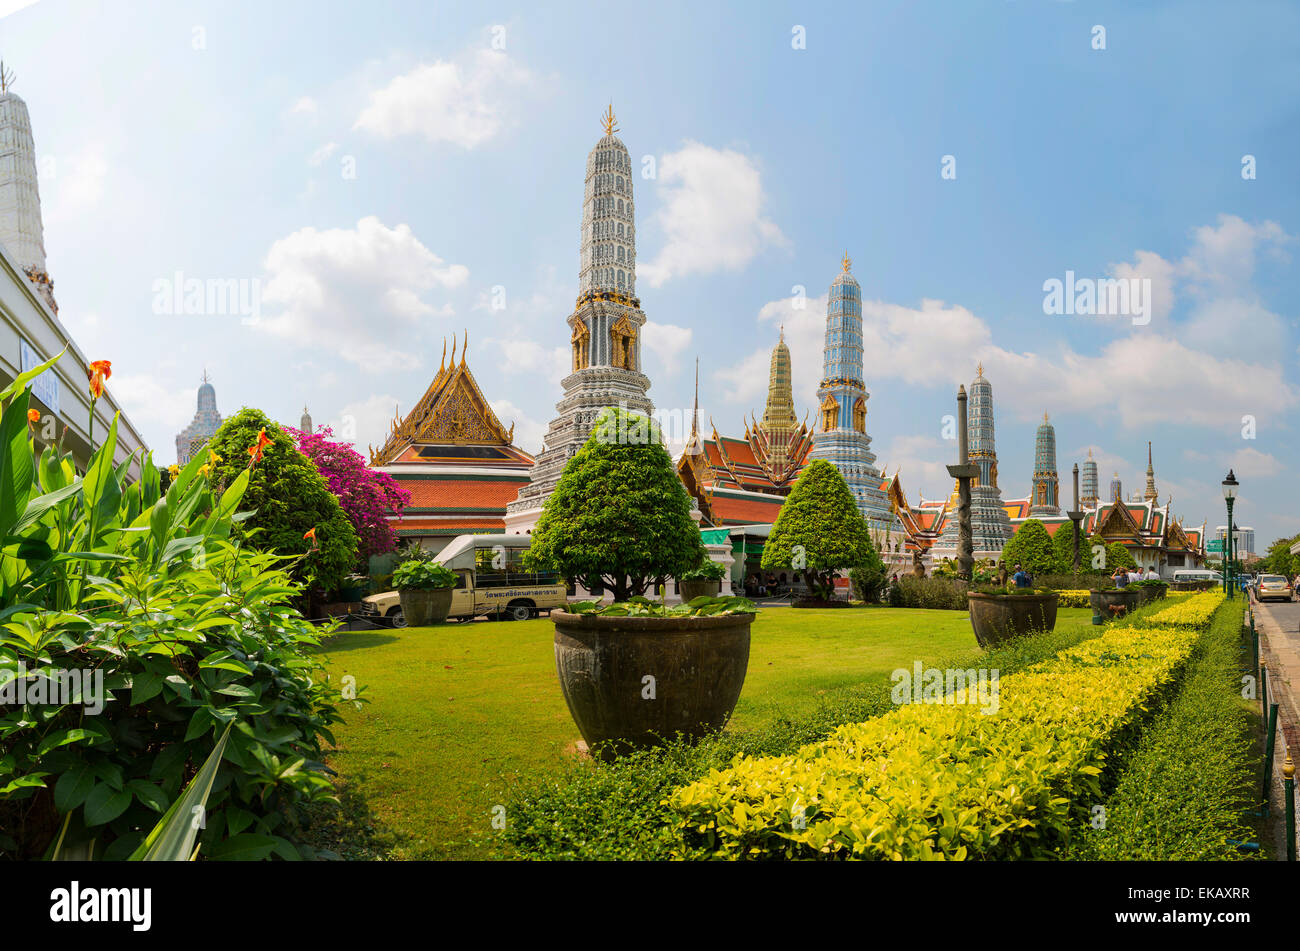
967, 591, 1058, 648
552, 610, 753, 760
398, 587, 453, 627
677, 579, 721, 602
1088, 588, 1139, 625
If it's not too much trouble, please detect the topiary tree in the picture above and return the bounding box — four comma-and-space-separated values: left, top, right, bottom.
849, 527, 888, 603
525, 406, 704, 601
762, 459, 872, 600
1051, 520, 1084, 571
999, 518, 1058, 575
206, 408, 359, 594
1106, 541, 1136, 571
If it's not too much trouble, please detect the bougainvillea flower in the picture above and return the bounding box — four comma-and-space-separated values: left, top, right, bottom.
246, 428, 272, 465
87, 360, 112, 399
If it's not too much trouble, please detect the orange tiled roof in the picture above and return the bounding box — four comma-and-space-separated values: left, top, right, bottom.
398, 477, 526, 509
710, 493, 784, 525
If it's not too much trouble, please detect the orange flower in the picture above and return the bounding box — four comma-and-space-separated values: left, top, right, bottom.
246, 428, 272, 466
26, 408, 39, 427
87, 360, 112, 400
303, 528, 316, 541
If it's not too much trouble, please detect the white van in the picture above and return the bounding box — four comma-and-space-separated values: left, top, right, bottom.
1171, 569, 1222, 584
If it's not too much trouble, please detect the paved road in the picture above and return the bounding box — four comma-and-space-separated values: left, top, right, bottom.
1250, 598, 1300, 859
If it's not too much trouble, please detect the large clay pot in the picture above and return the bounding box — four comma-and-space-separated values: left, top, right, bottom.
552, 610, 753, 760
1088, 588, 1139, 624
677, 579, 721, 602
967, 591, 1059, 648
398, 587, 453, 627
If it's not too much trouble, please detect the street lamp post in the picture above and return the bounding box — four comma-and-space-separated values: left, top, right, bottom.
1222, 469, 1238, 600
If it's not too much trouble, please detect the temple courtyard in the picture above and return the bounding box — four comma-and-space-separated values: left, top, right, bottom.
311, 605, 1097, 860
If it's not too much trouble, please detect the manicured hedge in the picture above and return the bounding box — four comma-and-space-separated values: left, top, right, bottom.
669, 622, 1201, 859
501, 624, 1107, 860
1068, 600, 1260, 860
1143, 590, 1226, 628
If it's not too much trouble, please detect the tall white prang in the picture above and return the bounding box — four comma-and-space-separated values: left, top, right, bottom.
505, 105, 654, 533
0, 67, 56, 312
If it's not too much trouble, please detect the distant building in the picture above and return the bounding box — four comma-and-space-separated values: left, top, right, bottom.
300, 406, 313, 434
175, 372, 222, 464
1214, 525, 1254, 558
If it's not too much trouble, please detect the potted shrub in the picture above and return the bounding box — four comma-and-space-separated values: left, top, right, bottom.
761, 459, 874, 608
392, 559, 457, 627
967, 585, 1059, 648
1088, 585, 1139, 624
677, 558, 727, 601
527, 406, 755, 759
1130, 578, 1169, 606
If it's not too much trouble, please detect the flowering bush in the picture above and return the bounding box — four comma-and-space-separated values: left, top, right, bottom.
287, 426, 409, 559
1142, 590, 1226, 628
1055, 590, 1091, 608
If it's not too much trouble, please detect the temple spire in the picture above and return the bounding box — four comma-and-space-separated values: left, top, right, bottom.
602, 102, 618, 136
1144, 440, 1159, 504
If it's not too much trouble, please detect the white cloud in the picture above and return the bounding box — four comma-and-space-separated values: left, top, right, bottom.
640, 321, 693, 375
639, 142, 786, 287
1109, 249, 1177, 325
485, 336, 569, 388
1226, 447, 1282, 480
258, 216, 468, 368
43, 144, 109, 225
354, 49, 533, 148
489, 398, 547, 456
289, 96, 318, 116
331, 393, 403, 457
110, 375, 200, 438
876, 434, 951, 502
308, 142, 338, 167
1180, 215, 1287, 288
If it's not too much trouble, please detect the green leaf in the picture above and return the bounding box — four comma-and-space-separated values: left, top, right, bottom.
129, 723, 232, 860
54, 762, 96, 812
84, 782, 132, 826
0, 389, 35, 539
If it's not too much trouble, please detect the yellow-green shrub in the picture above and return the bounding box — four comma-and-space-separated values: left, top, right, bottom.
669, 623, 1199, 860
1144, 590, 1226, 628
1055, 589, 1091, 608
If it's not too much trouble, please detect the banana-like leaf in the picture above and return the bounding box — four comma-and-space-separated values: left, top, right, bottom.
127, 723, 231, 861
0, 347, 65, 404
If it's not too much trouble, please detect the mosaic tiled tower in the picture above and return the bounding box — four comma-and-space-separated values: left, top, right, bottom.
505, 106, 653, 532
1030, 412, 1060, 516
1109, 473, 1123, 503
175, 372, 223, 464
806, 253, 897, 534
1081, 449, 1099, 507
938, 365, 1013, 555
749, 329, 810, 485
0, 65, 56, 312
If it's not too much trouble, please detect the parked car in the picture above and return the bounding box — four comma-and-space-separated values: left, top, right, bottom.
1256, 574, 1295, 603
363, 534, 568, 625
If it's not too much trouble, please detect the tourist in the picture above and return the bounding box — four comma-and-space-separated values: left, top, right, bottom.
1144, 565, 1160, 581
1127, 566, 1141, 585
1012, 563, 1032, 588
1112, 566, 1129, 588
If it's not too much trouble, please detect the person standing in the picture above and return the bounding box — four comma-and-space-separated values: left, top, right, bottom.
1113, 566, 1129, 589
1012, 563, 1033, 589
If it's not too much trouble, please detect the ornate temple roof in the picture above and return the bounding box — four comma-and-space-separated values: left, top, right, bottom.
368, 333, 525, 467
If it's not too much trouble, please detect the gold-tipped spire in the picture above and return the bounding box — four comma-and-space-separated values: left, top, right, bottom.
602, 103, 618, 136
1043, 411, 1049, 424
976, 362, 984, 379
460, 328, 468, 366
841, 250, 851, 273
0, 62, 14, 95
439, 338, 446, 372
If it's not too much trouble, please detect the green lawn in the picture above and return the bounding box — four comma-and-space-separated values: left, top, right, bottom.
314, 605, 1095, 859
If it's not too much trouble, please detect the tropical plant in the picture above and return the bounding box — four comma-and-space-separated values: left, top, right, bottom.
678, 558, 727, 582
1105, 542, 1137, 571
761, 460, 872, 600
288, 426, 410, 560
566, 595, 757, 618
392, 559, 456, 591
849, 532, 888, 603
205, 408, 359, 594
0, 358, 351, 860
525, 406, 705, 601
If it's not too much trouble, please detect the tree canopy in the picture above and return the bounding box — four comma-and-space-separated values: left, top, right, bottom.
762, 459, 872, 599
205, 408, 359, 593
1000, 519, 1059, 575
525, 406, 704, 601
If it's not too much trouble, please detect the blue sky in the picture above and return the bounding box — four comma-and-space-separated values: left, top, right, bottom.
3, 0, 1298, 547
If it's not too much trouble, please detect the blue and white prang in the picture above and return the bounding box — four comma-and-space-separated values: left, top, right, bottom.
807, 253, 898, 534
